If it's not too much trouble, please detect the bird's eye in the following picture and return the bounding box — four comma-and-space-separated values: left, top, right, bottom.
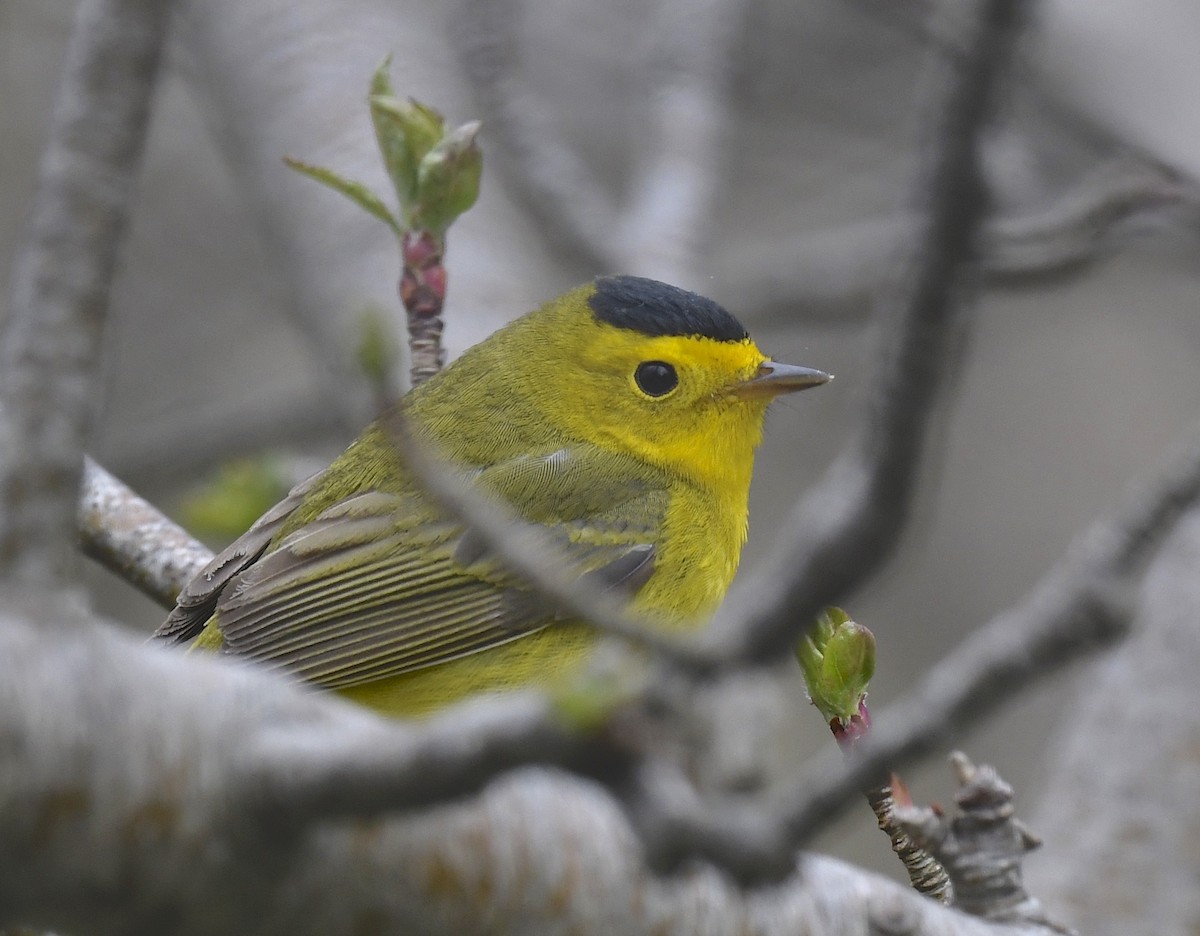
634, 361, 678, 397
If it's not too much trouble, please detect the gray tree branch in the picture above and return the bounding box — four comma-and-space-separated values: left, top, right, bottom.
0, 0, 170, 588
715, 0, 1032, 663
639, 414, 1200, 874
725, 159, 1199, 320
1029, 506, 1200, 932
0, 610, 1050, 936
77, 457, 213, 609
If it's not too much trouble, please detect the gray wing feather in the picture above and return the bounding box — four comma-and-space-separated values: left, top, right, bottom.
152, 469, 324, 645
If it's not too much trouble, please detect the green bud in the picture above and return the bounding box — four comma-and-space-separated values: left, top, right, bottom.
287, 63, 481, 241
283, 156, 401, 235
797, 607, 876, 725
412, 120, 483, 234
369, 94, 445, 214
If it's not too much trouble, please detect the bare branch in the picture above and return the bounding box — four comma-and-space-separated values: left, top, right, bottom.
865, 779, 954, 904
1030, 509, 1200, 931
715, 0, 1033, 664
77, 457, 212, 609
0, 0, 170, 588
725, 160, 1198, 319
0, 611, 1048, 936
656, 415, 1200, 874
978, 163, 1198, 277
242, 691, 620, 829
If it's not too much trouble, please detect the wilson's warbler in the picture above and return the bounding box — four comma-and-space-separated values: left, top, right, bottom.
156, 276, 829, 717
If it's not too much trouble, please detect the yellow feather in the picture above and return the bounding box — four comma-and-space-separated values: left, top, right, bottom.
162, 276, 829, 718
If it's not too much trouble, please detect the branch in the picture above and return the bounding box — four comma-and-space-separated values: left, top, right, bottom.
77, 457, 213, 609
723, 160, 1198, 320
651, 414, 1200, 874
715, 0, 1032, 663
0, 610, 1049, 936
242, 692, 619, 829
0, 0, 170, 588
1030, 508, 1200, 931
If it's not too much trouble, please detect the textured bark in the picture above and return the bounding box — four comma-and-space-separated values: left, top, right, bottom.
1031, 506, 1200, 933
0, 610, 1045, 936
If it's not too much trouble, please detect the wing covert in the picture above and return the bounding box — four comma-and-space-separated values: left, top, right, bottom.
207, 446, 667, 689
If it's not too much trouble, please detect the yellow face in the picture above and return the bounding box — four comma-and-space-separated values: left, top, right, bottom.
445, 278, 828, 495
531, 314, 776, 492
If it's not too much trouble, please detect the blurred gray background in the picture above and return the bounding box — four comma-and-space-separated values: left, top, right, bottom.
4, 0, 1199, 879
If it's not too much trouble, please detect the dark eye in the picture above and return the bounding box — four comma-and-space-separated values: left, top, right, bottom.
634, 361, 678, 397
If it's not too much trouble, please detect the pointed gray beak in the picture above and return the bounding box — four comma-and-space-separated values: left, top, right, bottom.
731, 361, 832, 400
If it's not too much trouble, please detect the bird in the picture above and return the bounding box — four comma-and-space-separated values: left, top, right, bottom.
155, 275, 830, 718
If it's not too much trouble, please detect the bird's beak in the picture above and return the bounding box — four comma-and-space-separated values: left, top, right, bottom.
731, 361, 832, 400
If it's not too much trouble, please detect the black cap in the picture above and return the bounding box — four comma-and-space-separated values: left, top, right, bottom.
589, 275, 748, 343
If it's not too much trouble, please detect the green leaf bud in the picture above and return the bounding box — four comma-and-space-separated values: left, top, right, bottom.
412, 121, 483, 234
369, 94, 445, 214
797, 607, 877, 726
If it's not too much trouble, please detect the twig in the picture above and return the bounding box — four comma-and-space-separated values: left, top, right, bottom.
865, 777, 954, 904
77, 457, 213, 609
0, 0, 170, 588
243, 690, 623, 828
978, 163, 1197, 276
401, 230, 449, 386
895, 753, 1068, 931
651, 415, 1200, 877
723, 161, 1198, 320
714, 0, 1032, 664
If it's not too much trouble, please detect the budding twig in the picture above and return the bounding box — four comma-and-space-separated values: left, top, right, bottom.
286, 58, 482, 391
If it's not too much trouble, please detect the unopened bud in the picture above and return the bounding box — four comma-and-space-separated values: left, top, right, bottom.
797, 607, 876, 726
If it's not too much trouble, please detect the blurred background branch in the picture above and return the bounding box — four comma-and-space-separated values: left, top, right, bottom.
0, 0, 169, 589
720, 0, 1028, 663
